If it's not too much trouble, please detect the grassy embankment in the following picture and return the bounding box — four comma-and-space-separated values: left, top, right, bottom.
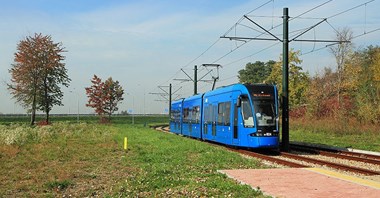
290, 118, 380, 152
0, 116, 269, 197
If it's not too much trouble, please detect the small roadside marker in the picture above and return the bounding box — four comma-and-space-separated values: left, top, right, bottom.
124, 137, 128, 151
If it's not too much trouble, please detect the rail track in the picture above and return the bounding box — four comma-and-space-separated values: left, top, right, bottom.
152, 125, 380, 176
290, 143, 380, 162
230, 148, 308, 168
279, 152, 380, 175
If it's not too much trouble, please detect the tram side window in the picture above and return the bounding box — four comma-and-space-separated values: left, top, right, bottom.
218, 102, 231, 126
170, 110, 175, 121
170, 109, 180, 121
191, 106, 200, 124
204, 105, 209, 123
225, 102, 231, 125
241, 98, 254, 127
183, 108, 190, 123
218, 103, 224, 124
204, 104, 213, 124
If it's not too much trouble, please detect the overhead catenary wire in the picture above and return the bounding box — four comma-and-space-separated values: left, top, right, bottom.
156, 0, 378, 99
213, 0, 335, 64
294, 0, 378, 56
219, 75, 238, 83
246, 0, 274, 15
300, 27, 380, 56
224, 42, 281, 67
156, 0, 277, 90
219, 0, 376, 65
291, 0, 333, 20
177, 0, 336, 91
181, 38, 221, 70
327, 0, 375, 19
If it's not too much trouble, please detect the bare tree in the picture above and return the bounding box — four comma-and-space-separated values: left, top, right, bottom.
329, 27, 353, 112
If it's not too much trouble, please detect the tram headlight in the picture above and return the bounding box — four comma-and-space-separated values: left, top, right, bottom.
250, 131, 279, 137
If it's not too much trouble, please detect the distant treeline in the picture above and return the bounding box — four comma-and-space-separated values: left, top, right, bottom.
0, 114, 168, 117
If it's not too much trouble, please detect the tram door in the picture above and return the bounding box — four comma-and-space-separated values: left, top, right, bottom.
232, 100, 239, 145
211, 104, 217, 140
204, 104, 216, 140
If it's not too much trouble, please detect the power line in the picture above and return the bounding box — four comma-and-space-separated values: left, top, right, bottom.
219, 75, 238, 83
181, 38, 221, 70
353, 27, 380, 39
327, 0, 375, 19
224, 42, 281, 66
246, 0, 274, 15
214, 0, 335, 64
183, 0, 276, 70
158, 0, 378, 100
223, 0, 275, 37
300, 27, 380, 56
212, 41, 248, 63
156, 1, 276, 89
292, 0, 333, 20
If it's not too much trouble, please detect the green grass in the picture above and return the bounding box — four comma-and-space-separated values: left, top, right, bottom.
116, 124, 268, 197
0, 117, 269, 197
290, 118, 380, 152
3, 115, 378, 196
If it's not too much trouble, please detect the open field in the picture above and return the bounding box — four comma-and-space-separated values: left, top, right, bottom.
1, 115, 379, 196
0, 116, 269, 197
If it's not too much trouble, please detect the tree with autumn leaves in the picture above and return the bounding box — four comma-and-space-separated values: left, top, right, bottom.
8, 33, 70, 125
238, 38, 380, 124
85, 75, 124, 122
238, 49, 310, 109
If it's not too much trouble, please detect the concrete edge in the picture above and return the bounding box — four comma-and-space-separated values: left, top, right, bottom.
217, 170, 273, 197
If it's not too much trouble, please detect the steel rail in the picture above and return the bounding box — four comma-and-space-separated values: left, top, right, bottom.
230, 149, 308, 168
155, 125, 307, 168
290, 143, 380, 161
280, 152, 380, 176
154, 125, 379, 175
290, 145, 380, 165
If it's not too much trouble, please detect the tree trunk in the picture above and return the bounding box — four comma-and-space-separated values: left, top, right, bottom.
30, 94, 36, 126
45, 83, 49, 124
46, 110, 50, 124
30, 108, 36, 125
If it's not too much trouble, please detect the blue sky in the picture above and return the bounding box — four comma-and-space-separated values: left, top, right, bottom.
0, 0, 379, 114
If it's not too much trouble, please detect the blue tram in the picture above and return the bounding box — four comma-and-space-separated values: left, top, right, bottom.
170, 83, 279, 149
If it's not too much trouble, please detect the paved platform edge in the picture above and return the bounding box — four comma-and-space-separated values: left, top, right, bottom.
304, 168, 380, 189
217, 170, 272, 197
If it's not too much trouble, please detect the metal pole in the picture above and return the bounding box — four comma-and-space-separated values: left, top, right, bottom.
169, 83, 172, 118
282, 7, 290, 151
194, 65, 198, 95
77, 95, 79, 123
70, 90, 79, 123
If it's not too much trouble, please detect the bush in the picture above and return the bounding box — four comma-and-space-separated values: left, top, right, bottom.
0, 123, 111, 146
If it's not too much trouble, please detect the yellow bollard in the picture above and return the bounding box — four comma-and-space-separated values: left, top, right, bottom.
124, 137, 128, 151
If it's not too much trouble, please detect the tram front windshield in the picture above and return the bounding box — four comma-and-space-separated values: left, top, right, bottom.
253, 99, 276, 127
